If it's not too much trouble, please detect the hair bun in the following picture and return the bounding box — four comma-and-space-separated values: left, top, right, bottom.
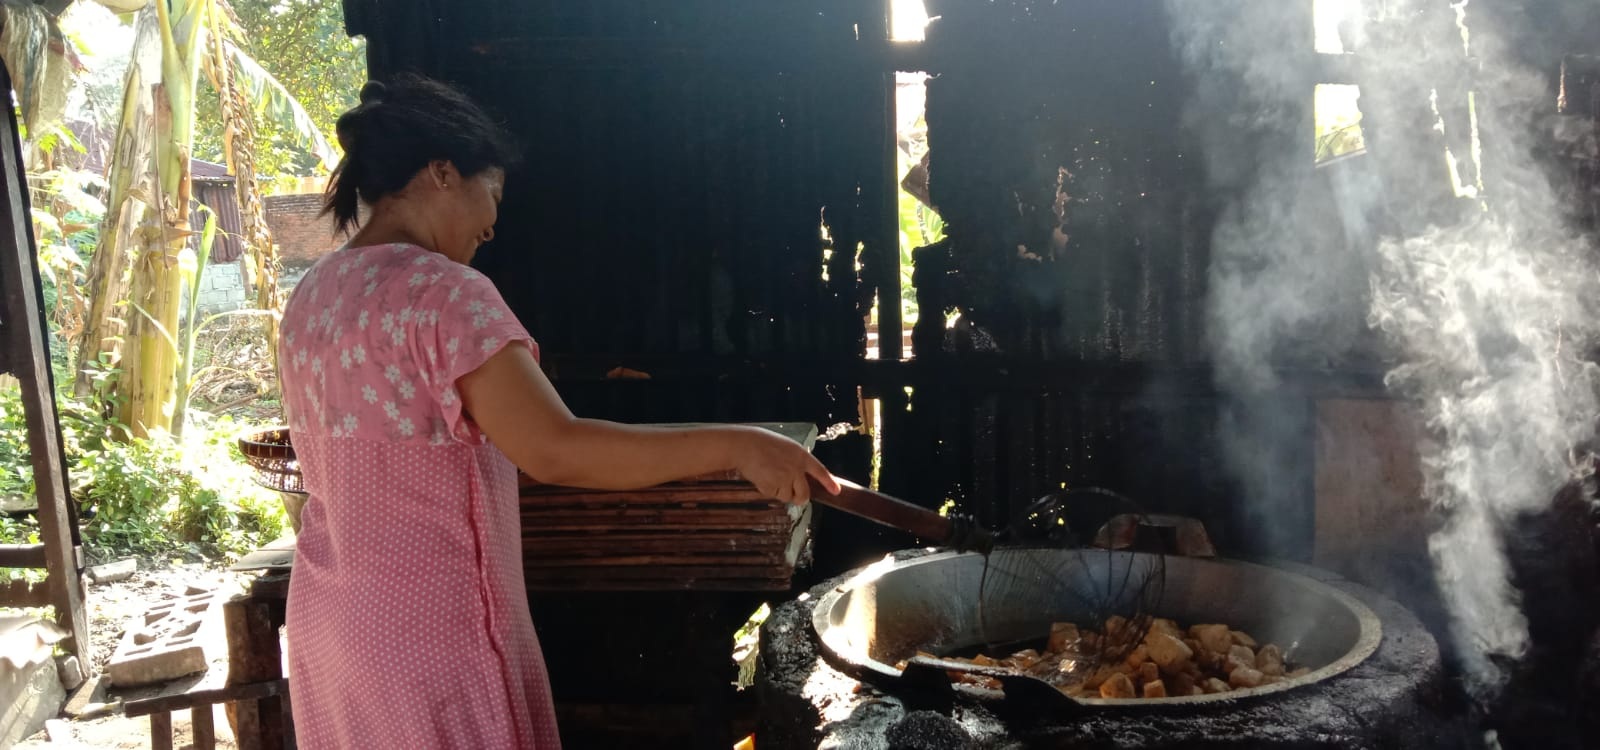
359, 80, 388, 105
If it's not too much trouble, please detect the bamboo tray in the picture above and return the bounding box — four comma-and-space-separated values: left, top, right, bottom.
519, 423, 817, 591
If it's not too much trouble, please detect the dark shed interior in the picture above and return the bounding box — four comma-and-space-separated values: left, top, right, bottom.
336, 1, 1600, 746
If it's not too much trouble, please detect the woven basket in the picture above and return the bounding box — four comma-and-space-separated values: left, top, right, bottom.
238, 427, 304, 495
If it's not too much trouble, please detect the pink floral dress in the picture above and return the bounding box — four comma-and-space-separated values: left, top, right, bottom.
279, 243, 560, 749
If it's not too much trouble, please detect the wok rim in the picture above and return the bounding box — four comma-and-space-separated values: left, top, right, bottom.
810, 548, 1385, 707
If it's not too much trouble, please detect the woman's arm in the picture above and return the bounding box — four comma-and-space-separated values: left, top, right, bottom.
458, 344, 839, 503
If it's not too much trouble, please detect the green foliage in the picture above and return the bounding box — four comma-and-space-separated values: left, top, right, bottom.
0, 387, 37, 509
28, 165, 107, 376
0, 4, 292, 562
0, 381, 286, 559
1314, 84, 1367, 165
162, 415, 287, 557
897, 120, 945, 329
194, 0, 363, 176
74, 438, 183, 553
0, 382, 116, 528
732, 602, 771, 690
74, 413, 287, 559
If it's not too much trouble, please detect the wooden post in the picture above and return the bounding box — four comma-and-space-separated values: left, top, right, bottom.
225, 574, 291, 749
149, 712, 173, 750
191, 704, 216, 750
0, 52, 88, 664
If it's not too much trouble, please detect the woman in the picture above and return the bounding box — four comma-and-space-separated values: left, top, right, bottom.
278, 75, 838, 749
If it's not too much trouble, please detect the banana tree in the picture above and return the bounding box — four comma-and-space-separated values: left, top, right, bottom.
67, 0, 333, 436
72, 5, 158, 401
132, 205, 273, 436
113, 0, 210, 436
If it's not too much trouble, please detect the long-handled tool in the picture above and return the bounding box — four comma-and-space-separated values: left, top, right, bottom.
808, 476, 994, 553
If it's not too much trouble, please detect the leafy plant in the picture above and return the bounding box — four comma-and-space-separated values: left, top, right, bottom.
194, 0, 360, 176
164, 416, 286, 557
74, 414, 286, 559
0, 0, 294, 565
1, 379, 285, 561
897, 117, 946, 330
75, 437, 186, 554
28, 165, 108, 375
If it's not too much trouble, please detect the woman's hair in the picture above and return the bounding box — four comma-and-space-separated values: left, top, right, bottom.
322, 74, 521, 234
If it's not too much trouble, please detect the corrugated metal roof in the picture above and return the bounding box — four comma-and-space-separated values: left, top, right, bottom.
61, 132, 249, 264
192, 167, 247, 263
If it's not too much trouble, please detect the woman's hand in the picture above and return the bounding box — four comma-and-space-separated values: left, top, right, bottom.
727, 426, 841, 505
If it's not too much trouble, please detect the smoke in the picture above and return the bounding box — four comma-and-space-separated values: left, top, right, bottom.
1167, 0, 1600, 701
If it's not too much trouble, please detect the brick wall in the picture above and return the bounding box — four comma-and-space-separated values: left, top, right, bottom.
264, 193, 352, 269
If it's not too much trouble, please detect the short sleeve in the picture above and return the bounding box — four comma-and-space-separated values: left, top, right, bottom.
412, 266, 539, 444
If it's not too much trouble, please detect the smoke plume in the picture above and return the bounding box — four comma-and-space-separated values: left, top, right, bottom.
1167, 0, 1600, 700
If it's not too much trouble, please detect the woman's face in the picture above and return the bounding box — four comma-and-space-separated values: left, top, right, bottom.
432, 164, 505, 264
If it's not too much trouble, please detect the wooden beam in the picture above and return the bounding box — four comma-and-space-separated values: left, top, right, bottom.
444, 36, 924, 75
875, 66, 903, 361
0, 544, 46, 569
0, 543, 83, 570
0, 60, 88, 664
124, 679, 286, 718
0, 578, 53, 608
537, 355, 1391, 398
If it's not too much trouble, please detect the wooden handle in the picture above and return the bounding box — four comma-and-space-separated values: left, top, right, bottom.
808, 476, 955, 543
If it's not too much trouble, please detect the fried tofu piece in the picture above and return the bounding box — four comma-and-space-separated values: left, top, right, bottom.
1099, 672, 1136, 699
1226, 644, 1257, 675
922, 621, 1292, 703
1048, 622, 1080, 653
1187, 638, 1223, 670
1083, 666, 1117, 689
1006, 649, 1042, 670
1145, 632, 1195, 674
1191, 624, 1234, 655
1228, 666, 1265, 689
1139, 662, 1160, 684
1256, 644, 1285, 675
1167, 672, 1197, 696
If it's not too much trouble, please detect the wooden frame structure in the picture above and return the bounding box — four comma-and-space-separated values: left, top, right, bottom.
0, 57, 89, 664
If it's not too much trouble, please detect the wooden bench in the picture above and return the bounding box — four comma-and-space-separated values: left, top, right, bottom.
124, 679, 288, 750
125, 571, 294, 750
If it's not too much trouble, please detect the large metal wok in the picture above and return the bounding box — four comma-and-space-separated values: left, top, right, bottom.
811, 547, 1383, 707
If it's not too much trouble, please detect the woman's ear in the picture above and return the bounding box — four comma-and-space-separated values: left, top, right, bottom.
428, 160, 460, 190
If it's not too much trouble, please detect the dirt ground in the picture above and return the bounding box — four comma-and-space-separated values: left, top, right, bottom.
14, 558, 255, 749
